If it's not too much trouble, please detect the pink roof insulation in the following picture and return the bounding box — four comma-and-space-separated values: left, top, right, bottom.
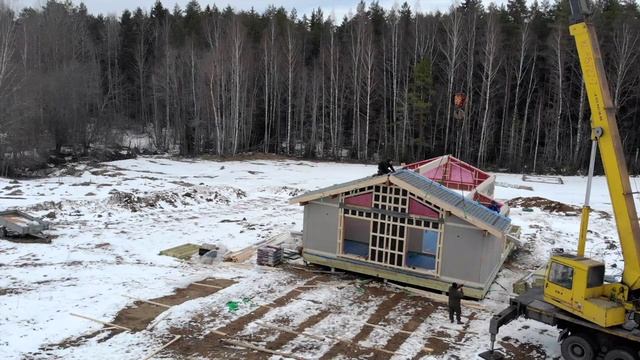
404, 155, 490, 192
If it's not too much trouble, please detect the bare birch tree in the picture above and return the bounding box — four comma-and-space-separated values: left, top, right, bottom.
440, 5, 463, 154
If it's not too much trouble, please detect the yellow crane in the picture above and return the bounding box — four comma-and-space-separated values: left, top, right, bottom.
480, 1, 640, 359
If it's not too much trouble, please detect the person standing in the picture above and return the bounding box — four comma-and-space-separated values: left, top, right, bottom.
448, 282, 464, 324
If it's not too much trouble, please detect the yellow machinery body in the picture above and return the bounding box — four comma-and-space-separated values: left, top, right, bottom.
541, 20, 640, 327
543, 254, 628, 327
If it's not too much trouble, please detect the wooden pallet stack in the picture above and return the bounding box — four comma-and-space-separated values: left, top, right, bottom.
256, 245, 283, 267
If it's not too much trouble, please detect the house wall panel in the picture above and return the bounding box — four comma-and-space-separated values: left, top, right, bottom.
303, 201, 339, 254
479, 233, 504, 281
440, 216, 485, 284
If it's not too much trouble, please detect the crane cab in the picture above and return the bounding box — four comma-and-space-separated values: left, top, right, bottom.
544, 253, 627, 327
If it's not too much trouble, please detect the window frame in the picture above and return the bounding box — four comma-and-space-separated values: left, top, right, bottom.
548, 262, 575, 290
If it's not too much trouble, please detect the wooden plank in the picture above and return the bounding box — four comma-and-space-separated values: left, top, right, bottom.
124, 295, 171, 309
141, 335, 182, 360
192, 282, 223, 289
70, 313, 131, 331
158, 243, 200, 260
148, 311, 172, 330
223, 232, 289, 263
212, 329, 228, 337
221, 339, 306, 360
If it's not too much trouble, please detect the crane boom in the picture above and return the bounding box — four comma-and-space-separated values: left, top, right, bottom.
569, 2, 640, 290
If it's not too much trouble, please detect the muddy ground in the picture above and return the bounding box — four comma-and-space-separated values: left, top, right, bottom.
30, 267, 550, 360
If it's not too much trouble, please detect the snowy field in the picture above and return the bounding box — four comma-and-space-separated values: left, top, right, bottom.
0, 156, 635, 359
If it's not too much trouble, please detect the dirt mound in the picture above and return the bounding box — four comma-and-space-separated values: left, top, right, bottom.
507, 196, 580, 215
108, 185, 246, 212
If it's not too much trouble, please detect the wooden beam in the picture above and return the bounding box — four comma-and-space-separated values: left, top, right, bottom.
148, 311, 172, 330
70, 313, 131, 331
221, 339, 306, 360
192, 282, 223, 289
141, 335, 182, 360
124, 295, 171, 308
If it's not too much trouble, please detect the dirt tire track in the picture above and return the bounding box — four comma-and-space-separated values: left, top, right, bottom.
169, 273, 323, 359
382, 298, 441, 358
319, 290, 404, 360
36, 278, 235, 354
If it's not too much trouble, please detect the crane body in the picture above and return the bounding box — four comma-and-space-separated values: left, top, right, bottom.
480, 1, 640, 359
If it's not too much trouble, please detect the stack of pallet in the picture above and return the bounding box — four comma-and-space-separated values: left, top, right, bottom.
257, 245, 283, 267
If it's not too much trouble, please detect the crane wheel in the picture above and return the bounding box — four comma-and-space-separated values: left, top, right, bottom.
561, 334, 596, 360
604, 348, 637, 360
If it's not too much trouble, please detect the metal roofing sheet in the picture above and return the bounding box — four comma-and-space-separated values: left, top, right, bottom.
391, 170, 511, 232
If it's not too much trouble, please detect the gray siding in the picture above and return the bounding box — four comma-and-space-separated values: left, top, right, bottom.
303, 201, 339, 254
440, 215, 501, 284
479, 233, 504, 281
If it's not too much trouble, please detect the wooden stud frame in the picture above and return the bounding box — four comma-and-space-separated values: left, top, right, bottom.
337, 183, 444, 275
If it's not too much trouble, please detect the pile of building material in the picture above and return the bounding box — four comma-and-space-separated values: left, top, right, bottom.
224, 231, 300, 263
159, 243, 200, 260
256, 245, 283, 267
0, 210, 50, 242
522, 174, 563, 184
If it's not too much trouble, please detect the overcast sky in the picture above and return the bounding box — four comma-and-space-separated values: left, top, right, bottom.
15, 0, 509, 18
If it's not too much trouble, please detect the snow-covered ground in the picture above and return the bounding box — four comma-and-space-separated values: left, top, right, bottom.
0, 156, 635, 359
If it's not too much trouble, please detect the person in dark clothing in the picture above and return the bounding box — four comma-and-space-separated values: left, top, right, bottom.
377, 159, 396, 175
448, 282, 464, 324
488, 200, 500, 213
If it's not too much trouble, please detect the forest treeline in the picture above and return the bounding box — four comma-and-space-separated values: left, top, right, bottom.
1, 0, 640, 175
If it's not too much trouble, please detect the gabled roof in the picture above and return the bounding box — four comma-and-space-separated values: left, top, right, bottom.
404, 155, 491, 191
289, 169, 510, 237
391, 170, 510, 236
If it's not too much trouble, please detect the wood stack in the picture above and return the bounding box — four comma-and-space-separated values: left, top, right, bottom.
256, 245, 283, 267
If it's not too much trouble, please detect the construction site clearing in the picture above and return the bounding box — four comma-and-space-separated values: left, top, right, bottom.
0, 156, 631, 359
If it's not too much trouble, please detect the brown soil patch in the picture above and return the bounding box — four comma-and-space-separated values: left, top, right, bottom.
41, 277, 235, 353
499, 336, 549, 359
507, 196, 580, 214
422, 329, 453, 356
167, 272, 321, 359
508, 196, 611, 219
112, 278, 235, 331
384, 298, 441, 356
263, 309, 332, 352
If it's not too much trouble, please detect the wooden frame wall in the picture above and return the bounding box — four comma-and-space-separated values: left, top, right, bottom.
337, 183, 444, 275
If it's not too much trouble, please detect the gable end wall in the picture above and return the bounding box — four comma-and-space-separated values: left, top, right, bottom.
303, 199, 339, 254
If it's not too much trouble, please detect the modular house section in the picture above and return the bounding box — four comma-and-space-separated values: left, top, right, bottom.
290, 155, 517, 299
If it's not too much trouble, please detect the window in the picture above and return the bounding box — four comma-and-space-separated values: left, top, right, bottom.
549, 262, 574, 289
588, 265, 605, 288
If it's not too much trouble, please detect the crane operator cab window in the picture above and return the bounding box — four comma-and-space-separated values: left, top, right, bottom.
587, 265, 605, 288
549, 262, 574, 289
